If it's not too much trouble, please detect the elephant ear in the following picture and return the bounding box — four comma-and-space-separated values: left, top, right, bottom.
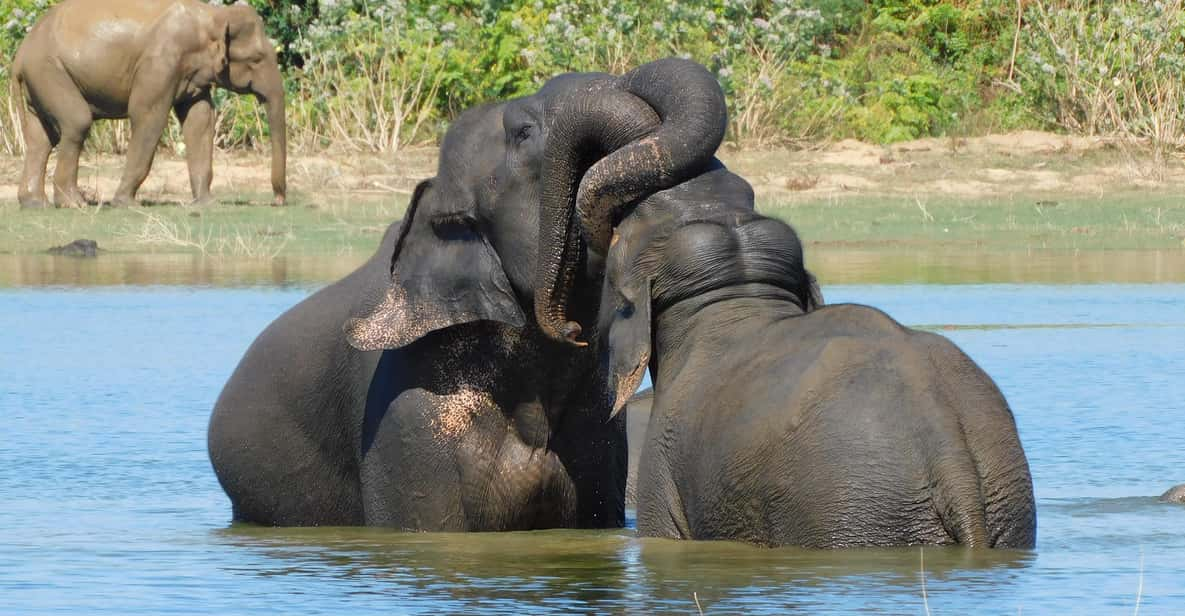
220, 5, 261, 61
345, 180, 525, 351
603, 276, 653, 417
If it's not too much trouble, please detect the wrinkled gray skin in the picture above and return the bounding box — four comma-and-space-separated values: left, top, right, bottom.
1161, 484, 1185, 504
208, 219, 400, 525
594, 192, 1035, 548
209, 60, 722, 529
12, 0, 286, 208
534, 72, 1036, 549
623, 388, 654, 508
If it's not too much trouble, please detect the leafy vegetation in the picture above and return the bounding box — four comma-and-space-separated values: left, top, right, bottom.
1, 0, 1183, 154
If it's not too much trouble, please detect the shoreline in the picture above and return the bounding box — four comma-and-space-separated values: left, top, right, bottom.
1, 131, 1182, 262
5, 247, 1184, 288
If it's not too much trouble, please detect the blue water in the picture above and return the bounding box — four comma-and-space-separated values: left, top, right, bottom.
2, 283, 1184, 614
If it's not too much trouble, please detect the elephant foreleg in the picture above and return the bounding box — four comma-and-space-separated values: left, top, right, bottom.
113, 67, 177, 207
175, 95, 214, 206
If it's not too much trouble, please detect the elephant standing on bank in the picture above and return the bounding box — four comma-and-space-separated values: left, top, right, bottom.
209, 59, 724, 529
11, 0, 286, 208
530, 65, 1037, 548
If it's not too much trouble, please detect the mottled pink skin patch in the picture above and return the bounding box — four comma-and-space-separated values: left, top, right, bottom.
430, 388, 493, 440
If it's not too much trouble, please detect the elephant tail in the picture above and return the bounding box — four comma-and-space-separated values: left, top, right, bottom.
7, 51, 27, 153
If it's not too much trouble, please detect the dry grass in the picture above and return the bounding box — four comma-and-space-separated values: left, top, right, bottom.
784, 172, 821, 191
286, 32, 445, 153
1027, 0, 1185, 180
121, 208, 292, 258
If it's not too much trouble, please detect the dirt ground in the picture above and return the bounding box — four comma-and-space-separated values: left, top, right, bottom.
723, 130, 1184, 203
1, 130, 1180, 208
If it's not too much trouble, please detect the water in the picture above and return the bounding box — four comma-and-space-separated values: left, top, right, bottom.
3, 247, 1184, 287
2, 276, 1184, 613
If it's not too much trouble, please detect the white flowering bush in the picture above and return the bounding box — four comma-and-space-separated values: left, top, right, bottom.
2, 0, 1183, 152
1018, 0, 1185, 153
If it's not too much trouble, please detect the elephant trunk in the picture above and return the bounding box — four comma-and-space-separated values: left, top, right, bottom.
255, 62, 287, 206
534, 58, 727, 345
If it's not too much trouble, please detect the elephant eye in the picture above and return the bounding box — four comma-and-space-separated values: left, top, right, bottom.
619, 302, 634, 319
430, 211, 479, 236
514, 124, 533, 145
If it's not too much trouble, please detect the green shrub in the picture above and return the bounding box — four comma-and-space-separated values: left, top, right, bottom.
0, 0, 1181, 154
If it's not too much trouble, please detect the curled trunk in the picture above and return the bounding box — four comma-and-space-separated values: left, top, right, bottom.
534, 58, 727, 344
255, 63, 287, 206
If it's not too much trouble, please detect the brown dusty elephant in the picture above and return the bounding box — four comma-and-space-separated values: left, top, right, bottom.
11, 0, 286, 209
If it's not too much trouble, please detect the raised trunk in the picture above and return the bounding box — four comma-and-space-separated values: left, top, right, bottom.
534, 58, 728, 344
255, 65, 287, 206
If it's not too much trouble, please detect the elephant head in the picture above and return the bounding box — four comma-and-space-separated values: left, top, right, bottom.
343, 102, 525, 350
531, 58, 728, 345
597, 195, 822, 413
528, 58, 824, 410
212, 4, 286, 205
344, 61, 723, 352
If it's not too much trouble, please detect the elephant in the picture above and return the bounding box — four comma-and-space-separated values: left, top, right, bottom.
11, 0, 286, 209
530, 69, 1037, 549
1161, 484, 1185, 504
209, 58, 724, 529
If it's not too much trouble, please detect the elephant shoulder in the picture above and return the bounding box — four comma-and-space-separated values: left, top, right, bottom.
145, 2, 213, 54
222, 219, 402, 387
766, 306, 919, 414
801, 303, 909, 341
270, 219, 403, 345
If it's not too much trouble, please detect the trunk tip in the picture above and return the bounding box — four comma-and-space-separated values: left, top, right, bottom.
562, 321, 586, 346
543, 320, 586, 346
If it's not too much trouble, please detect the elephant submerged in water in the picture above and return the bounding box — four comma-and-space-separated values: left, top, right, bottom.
12, 0, 286, 208
531, 71, 1037, 549
1162, 484, 1185, 504
209, 59, 727, 529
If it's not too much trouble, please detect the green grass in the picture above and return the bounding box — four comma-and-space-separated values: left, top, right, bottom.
3, 190, 1183, 258
0, 193, 409, 257
767, 192, 1185, 251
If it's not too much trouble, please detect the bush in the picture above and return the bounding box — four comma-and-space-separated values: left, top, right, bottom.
1016, 0, 1185, 159
0, 0, 1181, 154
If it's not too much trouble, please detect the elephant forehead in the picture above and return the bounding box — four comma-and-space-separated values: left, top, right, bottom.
647, 217, 806, 302
437, 103, 506, 180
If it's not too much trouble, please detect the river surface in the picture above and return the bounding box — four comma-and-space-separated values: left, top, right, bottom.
1, 261, 1184, 613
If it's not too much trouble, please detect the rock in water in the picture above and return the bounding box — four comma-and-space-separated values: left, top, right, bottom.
47, 239, 99, 258
1160, 484, 1185, 504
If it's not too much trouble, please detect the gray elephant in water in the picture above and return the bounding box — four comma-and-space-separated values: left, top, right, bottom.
209, 58, 727, 529
622, 388, 654, 508
529, 76, 1037, 549
12, 0, 286, 208
1162, 484, 1185, 503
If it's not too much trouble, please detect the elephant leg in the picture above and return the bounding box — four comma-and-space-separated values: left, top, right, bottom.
113, 81, 175, 207
175, 95, 214, 206
17, 106, 57, 210
52, 116, 94, 209
23, 67, 93, 209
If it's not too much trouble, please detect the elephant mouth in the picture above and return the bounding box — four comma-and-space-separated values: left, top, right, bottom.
610, 349, 649, 419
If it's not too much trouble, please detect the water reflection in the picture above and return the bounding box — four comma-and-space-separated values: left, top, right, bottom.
214, 524, 1033, 613
2, 247, 1182, 287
